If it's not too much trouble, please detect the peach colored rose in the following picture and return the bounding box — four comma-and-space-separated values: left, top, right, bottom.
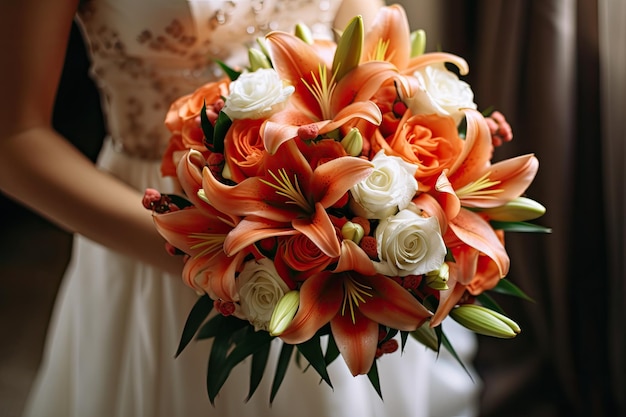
161, 78, 230, 177
223, 118, 266, 183
371, 111, 464, 189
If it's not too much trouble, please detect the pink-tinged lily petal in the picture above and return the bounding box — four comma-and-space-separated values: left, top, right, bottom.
311, 156, 374, 207
223, 216, 298, 256
447, 109, 494, 184
265, 31, 329, 119
153, 207, 230, 257
201, 167, 295, 222
412, 192, 449, 235
363, 4, 411, 69
433, 171, 461, 221
279, 271, 344, 344
431, 263, 467, 327
403, 52, 470, 76
261, 119, 330, 155
292, 202, 341, 258
462, 154, 539, 208
357, 275, 432, 331
450, 245, 480, 285
321, 101, 382, 133
467, 255, 502, 295
448, 209, 510, 278
334, 240, 377, 275
330, 309, 379, 376
182, 250, 245, 302
332, 61, 398, 113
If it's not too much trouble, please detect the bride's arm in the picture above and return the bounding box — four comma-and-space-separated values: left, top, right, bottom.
334, 0, 385, 29
0, 1, 184, 276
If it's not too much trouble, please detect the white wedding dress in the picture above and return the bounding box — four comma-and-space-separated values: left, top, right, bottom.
22, 1, 480, 416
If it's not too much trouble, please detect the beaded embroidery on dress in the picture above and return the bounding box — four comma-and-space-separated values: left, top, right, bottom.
22, 1, 480, 416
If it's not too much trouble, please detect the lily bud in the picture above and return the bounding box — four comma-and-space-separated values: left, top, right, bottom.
424, 262, 449, 290
450, 304, 521, 338
269, 290, 300, 336
248, 48, 272, 71
340, 127, 363, 156
480, 196, 546, 222
294, 23, 314, 44
341, 221, 365, 245
332, 15, 363, 81
410, 29, 426, 57
410, 321, 438, 351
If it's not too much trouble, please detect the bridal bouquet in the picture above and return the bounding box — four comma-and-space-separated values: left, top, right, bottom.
144, 4, 548, 403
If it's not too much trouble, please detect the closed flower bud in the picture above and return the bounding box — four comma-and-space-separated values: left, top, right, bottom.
332, 15, 363, 81
248, 48, 272, 71
294, 23, 314, 44
340, 128, 363, 156
269, 290, 300, 336
410, 29, 426, 57
450, 304, 521, 338
425, 262, 449, 290
341, 221, 365, 245
480, 196, 546, 222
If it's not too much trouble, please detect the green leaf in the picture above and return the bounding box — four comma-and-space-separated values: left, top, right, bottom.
270, 342, 295, 403
206, 315, 240, 404
200, 101, 215, 151
475, 292, 505, 314
400, 330, 409, 351
212, 111, 232, 154
324, 334, 340, 366
176, 294, 212, 357
490, 220, 552, 233
196, 311, 247, 339
296, 335, 332, 388
410, 322, 439, 352
435, 326, 474, 383
491, 278, 535, 302
247, 337, 272, 402
215, 59, 241, 81
367, 360, 383, 400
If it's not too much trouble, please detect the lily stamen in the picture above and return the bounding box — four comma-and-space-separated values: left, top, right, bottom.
455, 172, 504, 200
301, 64, 337, 120
188, 233, 226, 259
260, 169, 313, 212
341, 278, 373, 323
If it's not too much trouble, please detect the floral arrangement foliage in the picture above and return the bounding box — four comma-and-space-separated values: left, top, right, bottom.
144, 4, 549, 404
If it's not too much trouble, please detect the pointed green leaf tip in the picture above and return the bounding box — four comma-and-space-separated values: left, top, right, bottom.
332, 15, 363, 81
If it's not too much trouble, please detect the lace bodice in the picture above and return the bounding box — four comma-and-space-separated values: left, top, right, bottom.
75, 0, 342, 159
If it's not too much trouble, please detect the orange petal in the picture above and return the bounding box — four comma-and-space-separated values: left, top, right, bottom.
292, 203, 341, 258
434, 171, 461, 220
330, 309, 379, 376
363, 4, 411, 69
279, 271, 343, 344
311, 156, 374, 208
332, 61, 398, 113
223, 216, 298, 256
321, 101, 382, 133
358, 274, 432, 331
463, 154, 539, 208
403, 52, 470, 76
412, 192, 449, 235
447, 109, 494, 186
334, 240, 376, 275
449, 209, 510, 278
430, 263, 467, 327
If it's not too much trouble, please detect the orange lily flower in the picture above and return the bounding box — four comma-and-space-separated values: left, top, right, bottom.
200, 139, 374, 258
261, 30, 396, 153
279, 240, 431, 375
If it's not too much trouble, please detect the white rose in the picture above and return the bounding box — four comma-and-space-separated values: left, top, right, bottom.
237, 258, 290, 331
222, 68, 294, 120
406, 63, 477, 124
374, 208, 446, 277
350, 151, 418, 220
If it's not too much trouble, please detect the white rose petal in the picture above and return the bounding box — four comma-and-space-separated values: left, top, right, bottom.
374, 209, 446, 277
406, 63, 477, 124
350, 151, 418, 220
237, 258, 290, 331
222, 68, 294, 120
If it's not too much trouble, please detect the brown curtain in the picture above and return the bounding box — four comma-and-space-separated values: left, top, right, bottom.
397, 0, 625, 415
